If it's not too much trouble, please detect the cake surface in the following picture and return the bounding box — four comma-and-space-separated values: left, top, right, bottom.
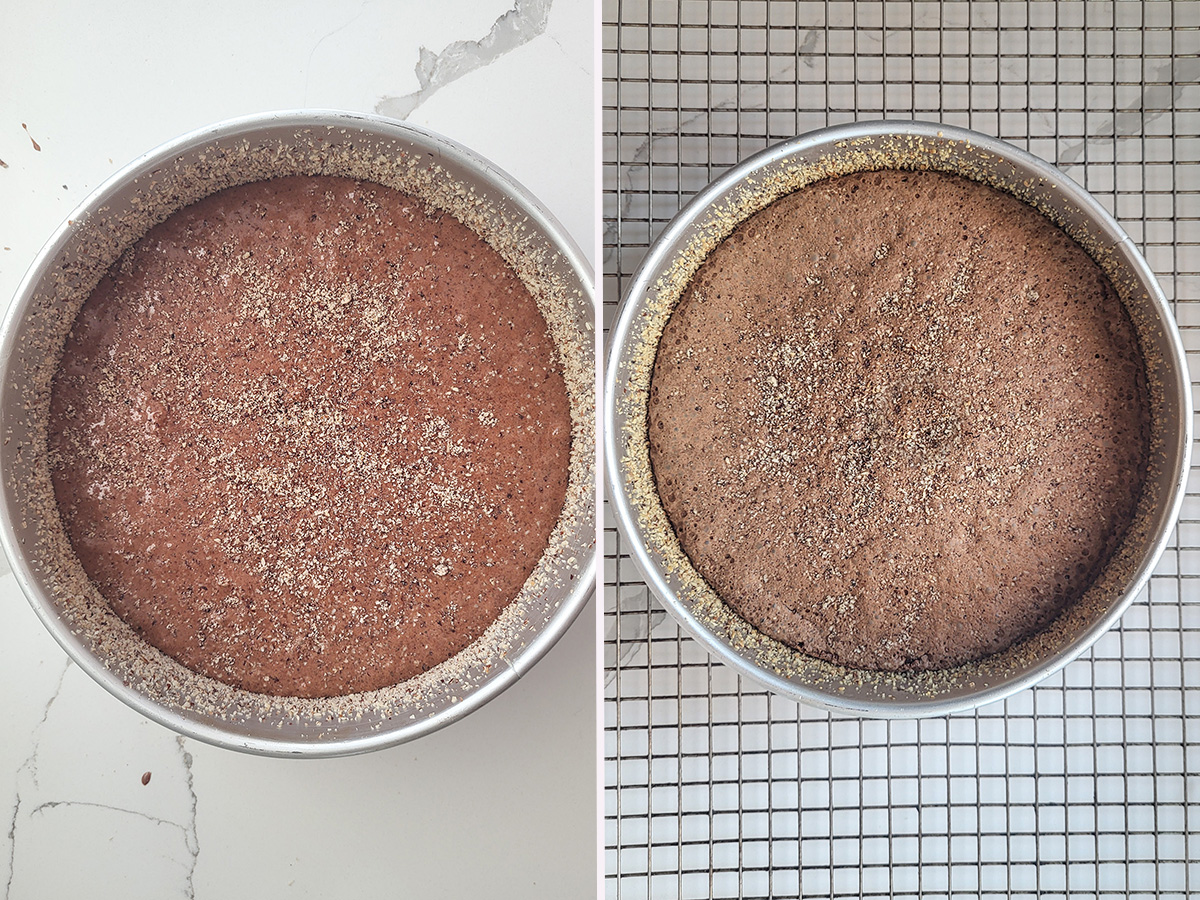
647, 168, 1150, 672
48, 174, 571, 698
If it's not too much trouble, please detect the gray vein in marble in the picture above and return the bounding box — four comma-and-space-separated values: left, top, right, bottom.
546, 34, 590, 78
603, 101, 737, 265
797, 28, 820, 65
604, 584, 664, 685
3, 665, 197, 899
302, 0, 371, 106
376, 0, 552, 120
3, 660, 69, 900
30, 800, 193, 841
176, 738, 199, 900
1058, 58, 1200, 166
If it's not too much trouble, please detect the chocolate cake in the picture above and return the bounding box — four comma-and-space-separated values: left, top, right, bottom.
647, 169, 1150, 672
48, 174, 571, 699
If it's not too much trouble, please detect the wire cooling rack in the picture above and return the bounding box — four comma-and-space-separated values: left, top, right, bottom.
602, 2, 1200, 898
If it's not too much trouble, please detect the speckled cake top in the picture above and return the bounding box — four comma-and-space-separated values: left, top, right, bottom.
647, 168, 1149, 673
49, 174, 572, 698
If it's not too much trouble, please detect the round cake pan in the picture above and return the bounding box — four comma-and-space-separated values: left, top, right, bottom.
1, 110, 596, 756
605, 120, 1191, 718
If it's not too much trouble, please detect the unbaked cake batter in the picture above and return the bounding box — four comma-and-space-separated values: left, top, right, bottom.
49, 175, 571, 698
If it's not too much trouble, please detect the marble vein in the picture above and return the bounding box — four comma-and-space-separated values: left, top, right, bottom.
376, 0, 552, 120
4, 666, 198, 899
798, 28, 820, 66
546, 34, 590, 78
302, 0, 371, 106
605, 584, 664, 685
3, 660, 70, 900
30, 800, 192, 841
1058, 58, 1200, 166
603, 101, 737, 263
176, 738, 199, 900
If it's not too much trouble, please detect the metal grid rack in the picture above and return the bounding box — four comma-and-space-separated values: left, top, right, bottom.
602, 2, 1200, 897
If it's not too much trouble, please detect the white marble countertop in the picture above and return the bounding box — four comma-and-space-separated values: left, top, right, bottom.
0, 1, 596, 897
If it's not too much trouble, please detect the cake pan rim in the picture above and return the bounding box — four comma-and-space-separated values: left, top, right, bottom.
0, 108, 597, 756
603, 118, 1192, 718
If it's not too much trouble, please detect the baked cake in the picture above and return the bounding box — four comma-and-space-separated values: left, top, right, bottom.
48, 174, 571, 698
647, 169, 1150, 672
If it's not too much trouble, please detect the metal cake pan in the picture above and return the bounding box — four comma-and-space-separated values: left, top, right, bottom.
0, 110, 596, 756
604, 120, 1191, 718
